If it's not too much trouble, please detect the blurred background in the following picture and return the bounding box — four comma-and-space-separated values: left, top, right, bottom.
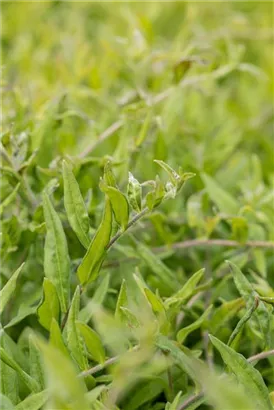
1, 1, 274, 306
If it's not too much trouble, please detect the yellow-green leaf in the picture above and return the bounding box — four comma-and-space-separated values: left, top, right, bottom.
77, 197, 112, 285
37, 278, 60, 331
76, 321, 105, 364
177, 305, 212, 344
0, 263, 25, 315
62, 161, 90, 249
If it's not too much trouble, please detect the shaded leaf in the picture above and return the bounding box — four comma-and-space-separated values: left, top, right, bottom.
0, 263, 25, 315
76, 321, 105, 364
177, 305, 213, 344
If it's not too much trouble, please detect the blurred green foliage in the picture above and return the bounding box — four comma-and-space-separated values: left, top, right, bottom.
1, 2, 274, 410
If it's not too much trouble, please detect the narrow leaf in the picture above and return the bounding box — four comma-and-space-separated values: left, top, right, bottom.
15, 390, 49, 410
0, 263, 25, 315
115, 279, 128, 321
43, 192, 70, 312
29, 335, 45, 391
0, 183, 20, 216
63, 161, 90, 249
64, 287, 88, 371
37, 278, 60, 331
49, 318, 70, 358
127, 172, 142, 212
76, 321, 105, 364
177, 305, 212, 344
77, 197, 112, 285
0, 348, 39, 393
209, 335, 272, 410
101, 182, 129, 231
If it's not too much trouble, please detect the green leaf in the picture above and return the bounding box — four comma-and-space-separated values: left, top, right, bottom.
201, 173, 239, 215
103, 161, 117, 187
227, 261, 271, 347
210, 298, 244, 334
76, 321, 106, 364
100, 181, 129, 231
115, 279, 128, 321
127, 172, 142, 212
0, 183, 20, 216
177, 305, 213, 344
165, 391, 182, 410
64, 287, 88, 371
0, 263, 24, 315
77, 197, 112, 285
43, 192, 70, 313
15, 390, 49, 410
63, 160, 90, 249
146, 176, 165, 210
0, 335, 19, 405
0, 394, 14, 410
165, 268, 205, 308
209, 335, 272, 410
29, 334, 45, 391
79, 274, 110, 323
85, 385, 107, 405
119, 307, 140, 329
36, 339, 90, 410
124, 378, 166, 410
37, 278, 60, 331
154, 160, 181, 188
0, 347, 39, 393
49, 318, 70, 358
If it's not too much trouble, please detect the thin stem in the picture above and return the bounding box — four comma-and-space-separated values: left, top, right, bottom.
79, 345, 140, 378
248, 349, 274, 363
106, 207, 149, 250
178, 391, 204, 410
154, 239, 274, 252
79, 120, 123, 158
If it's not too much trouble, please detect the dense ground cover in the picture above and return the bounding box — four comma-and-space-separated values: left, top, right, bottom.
1, 2, 274, 409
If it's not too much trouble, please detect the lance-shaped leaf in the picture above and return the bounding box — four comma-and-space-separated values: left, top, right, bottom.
29, 335, 45, 391
76, 321, 105, 364
77, 197, 112, 285
177, 305, 212, 344
0, 348, 39, 393
103, 161, 117, 187
49, 318, 70, 358
227, 261, 271, 347
100, 179, 129, 231
0, 334, 19, 404
79, 274, 110, 323
146, 176, 165, 210
115, 279, 128, 321
64, 287, 88, 371
201, 173, 239, 215
154, 160, 181, 188
37, 278, 60, 331
15, 390, 49, 410
63, 161, 90, 249
209, 335, 272, 410
36, 339, 90, 410
0, 262, 25, 315
127, 172, 142, 212
43, 192, 70, 313
0, 183, 20, 216
165, 268, 205, 309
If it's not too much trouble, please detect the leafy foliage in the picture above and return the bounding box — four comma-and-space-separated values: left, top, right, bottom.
1, 2, 274, 410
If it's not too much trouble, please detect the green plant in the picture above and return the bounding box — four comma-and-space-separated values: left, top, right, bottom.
1, 2, 274, 410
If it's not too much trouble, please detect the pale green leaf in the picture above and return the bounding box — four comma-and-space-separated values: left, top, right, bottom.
0, 263, 25, 315
15, 390, 49, 410
115, 279, 128, 321
43, 192, 70, 312
49, 318, 70, 358
76, 321, 105, 364
0, 183, 20, 216
37, 278, 60, 331
127, 172, 142, 212
29, 334, 45, 391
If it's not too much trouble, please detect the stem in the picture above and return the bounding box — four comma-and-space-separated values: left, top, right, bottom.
178, 391, 204, 410
248, 349, 274, 363
79, 120, 123, 158
154, 239, 274, 252
106, 207, 149, 250
79, 345, 140, 378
